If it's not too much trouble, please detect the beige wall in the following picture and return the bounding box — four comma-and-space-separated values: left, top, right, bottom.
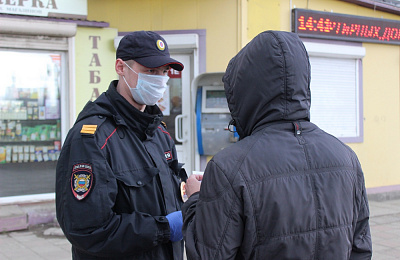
87, 0, 400, 189
357, 43, 400, 187
87, 0, 240, 72
270, 1, 400, 189
244, 0, 400, 188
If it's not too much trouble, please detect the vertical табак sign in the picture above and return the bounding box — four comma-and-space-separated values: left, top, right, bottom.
74, 27, 118, 114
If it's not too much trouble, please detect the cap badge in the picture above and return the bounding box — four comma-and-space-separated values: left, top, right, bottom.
156, 40, 165, 51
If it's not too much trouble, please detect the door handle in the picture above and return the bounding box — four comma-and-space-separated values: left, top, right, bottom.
175, 114, 186, 142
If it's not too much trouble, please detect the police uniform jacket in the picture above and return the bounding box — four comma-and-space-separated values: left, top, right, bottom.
182, 31, 372, 259
56, 80, 184, 259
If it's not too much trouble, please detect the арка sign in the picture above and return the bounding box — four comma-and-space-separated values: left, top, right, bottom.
0, 0, 87, 19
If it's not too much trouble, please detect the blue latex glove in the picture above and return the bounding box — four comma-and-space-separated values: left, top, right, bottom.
166, 211, 183, 242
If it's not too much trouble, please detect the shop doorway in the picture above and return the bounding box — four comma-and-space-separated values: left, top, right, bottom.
115, 32, 201, 174
159, 54, 193, 173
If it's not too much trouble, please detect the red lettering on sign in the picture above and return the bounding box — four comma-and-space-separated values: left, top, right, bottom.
391, 28, 399, 40
305, 16, 315, 31
323, 19, 335, 33
293, 9, 400, 45
316, 18, 325, 32
168, 68, 181, 79
298, 16, 306, 31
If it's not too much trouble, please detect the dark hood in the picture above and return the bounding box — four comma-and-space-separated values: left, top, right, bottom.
222, 31, 311, 139
75, 97, 114, 123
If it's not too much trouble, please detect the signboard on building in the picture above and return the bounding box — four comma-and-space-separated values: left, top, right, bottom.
292, 8, 400, 45
0, 0, 87, 19
74, 27, 118, 113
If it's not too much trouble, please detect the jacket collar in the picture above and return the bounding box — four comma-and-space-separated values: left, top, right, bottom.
105, 80, 163, 140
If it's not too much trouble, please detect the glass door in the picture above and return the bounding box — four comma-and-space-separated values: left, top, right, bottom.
157, 54, 192, 172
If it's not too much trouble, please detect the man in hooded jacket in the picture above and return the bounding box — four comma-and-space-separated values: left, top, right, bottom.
182, 31, 372, 259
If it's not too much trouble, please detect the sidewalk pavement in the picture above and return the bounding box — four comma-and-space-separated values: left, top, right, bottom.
369, 198, 400, 259
0, 199, 399, 260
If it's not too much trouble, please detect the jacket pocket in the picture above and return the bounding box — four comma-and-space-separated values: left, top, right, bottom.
114, 167, 160, 188
113, 167, 162, 215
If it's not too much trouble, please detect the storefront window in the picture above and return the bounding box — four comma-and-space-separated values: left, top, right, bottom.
0, 50, 63, 197
303, 41, 365, 143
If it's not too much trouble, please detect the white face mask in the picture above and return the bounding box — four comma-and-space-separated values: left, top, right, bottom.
122, 62, 170, 106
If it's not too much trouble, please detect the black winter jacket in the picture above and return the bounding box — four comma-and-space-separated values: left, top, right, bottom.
56, 81, 184, 259
182, 31, 372, 259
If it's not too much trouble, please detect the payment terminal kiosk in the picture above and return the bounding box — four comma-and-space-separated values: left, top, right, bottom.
193, 73, 238, 157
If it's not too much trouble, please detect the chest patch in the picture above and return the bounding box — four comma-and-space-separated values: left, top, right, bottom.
164, 151, 173, 161
71, 163, 94, 200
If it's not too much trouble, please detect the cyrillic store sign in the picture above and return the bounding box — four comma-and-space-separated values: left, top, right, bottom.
0, 0, 87, 19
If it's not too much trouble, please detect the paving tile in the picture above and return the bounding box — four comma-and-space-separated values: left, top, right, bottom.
42, 250, 72, 260
372, 254, 398, 260
374, 238, 400, 248
1, 247, 36, 259
31, 244, 69, 258
47, 237, 72, 251
372, 242, 391, 252
383, 248, 400, 258
372, 248, 400, 260
371, 216, 400, 225
8, 231, 38, 242
11, 255, 43, 260
371, 230, 399, 240
0, 252, 10, 260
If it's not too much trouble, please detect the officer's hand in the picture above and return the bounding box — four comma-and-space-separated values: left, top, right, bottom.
166, 211, 183, 242
186, 173, 203, 198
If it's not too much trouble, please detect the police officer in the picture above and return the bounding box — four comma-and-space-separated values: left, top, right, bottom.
56, 31, 186, 259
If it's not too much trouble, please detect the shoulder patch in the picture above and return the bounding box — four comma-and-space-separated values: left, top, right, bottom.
165, 150, 173, 161
71, 163, 94, 200
81, 125, 97, 135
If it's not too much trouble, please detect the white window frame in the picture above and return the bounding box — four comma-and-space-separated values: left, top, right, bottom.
303, 41, 365, 143
0, 17, 76, 143
0, 17, 76, 202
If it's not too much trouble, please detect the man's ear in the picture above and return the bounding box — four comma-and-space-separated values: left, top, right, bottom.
115, 59, 125, 76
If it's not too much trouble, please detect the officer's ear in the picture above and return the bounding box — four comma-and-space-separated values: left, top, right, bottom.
115, 58, 125, 76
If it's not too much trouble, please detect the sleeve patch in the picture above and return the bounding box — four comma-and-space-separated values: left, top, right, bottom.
71, 163, 94, 200
81, 125, 98, 134
164, 151, 173, 161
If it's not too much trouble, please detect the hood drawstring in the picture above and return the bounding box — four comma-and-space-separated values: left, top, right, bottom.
227, 118, 241, 142
227, 119, 237, 133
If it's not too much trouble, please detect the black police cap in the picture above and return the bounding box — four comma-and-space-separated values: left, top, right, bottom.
116, 31, 184, 71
